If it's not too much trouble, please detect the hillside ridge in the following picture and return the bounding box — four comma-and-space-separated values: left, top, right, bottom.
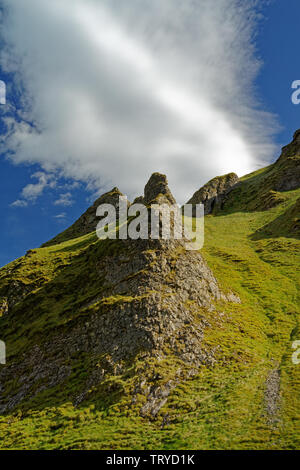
0, 130, 299, 449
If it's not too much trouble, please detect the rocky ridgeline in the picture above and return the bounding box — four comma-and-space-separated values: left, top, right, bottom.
198, 130, 300, 214
184, 129, 300, 217
43, 173, 178, 247
42, 187, 129, 247
0, 173, 240, 416
250, 130, 300, 211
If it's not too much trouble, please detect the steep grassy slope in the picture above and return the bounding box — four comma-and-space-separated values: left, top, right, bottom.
0, 137, 299, 450
0, 180, 299, 449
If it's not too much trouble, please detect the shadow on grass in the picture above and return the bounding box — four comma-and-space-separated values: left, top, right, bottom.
251, 197, 300, 241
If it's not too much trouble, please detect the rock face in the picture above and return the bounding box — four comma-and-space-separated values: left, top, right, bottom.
43, 173, 177, 248
0, 280, 33, 318
273, 130, 300, 192
186, 173, 239, 215
0, 236, 235, 414
264, 367, 281, 426
143, 173, 185, 240
144, 173, 177, 206
0, 172, 243, 416
0, 173, 241, 415
133, 195, 145, 205
42, 187, 129, 247
277, 129, 300, 162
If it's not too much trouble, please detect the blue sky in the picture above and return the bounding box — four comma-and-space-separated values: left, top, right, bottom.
0, 0, 299, 267
255, 0, 300, 146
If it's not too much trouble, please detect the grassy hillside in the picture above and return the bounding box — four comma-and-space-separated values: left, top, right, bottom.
0, 169, 299, 450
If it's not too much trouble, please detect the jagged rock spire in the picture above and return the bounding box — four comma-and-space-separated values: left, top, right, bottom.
143, 172, 177, 206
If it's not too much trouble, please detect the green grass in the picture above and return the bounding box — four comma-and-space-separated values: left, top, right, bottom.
0, 173, 299, 449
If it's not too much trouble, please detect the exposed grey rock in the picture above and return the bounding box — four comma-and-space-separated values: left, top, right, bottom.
273, 130, 300, 191
139, 379, 176, 418
144, 173, 177, 206
277, 129, 300, 162
274, 166, 300, 192
0, 172, 241, 416
142, 173, 183, 241
133, 195, 145, 205
0, 237, 240, 414
186, 173, 239, 215
265, 367, 281, 426
6, 281, 31, 311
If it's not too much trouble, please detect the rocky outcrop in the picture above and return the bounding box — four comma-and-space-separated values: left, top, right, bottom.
132, 174, 183, 241
212, 131, 300, 214
133, 195, 145, 205
42, 173, 176, 248
264, 367, 281, 426
42, 187, 130, 247
0, 280, 33, 317
0, 172, 242, 415
144, 173, 177, 206
186, 173, 239, 215
273, 130, 300, 192
277, 129, 300, 163
0, 237, 239, 414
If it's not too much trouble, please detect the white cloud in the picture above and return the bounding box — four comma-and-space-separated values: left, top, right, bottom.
53, 212, 67, 224
21, 171, 56, 200
10, 199, 28, 208
54, 192, 73, 207
10, 171, 56, 206
53, 212, 66, 219
1, 0, 277, 204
